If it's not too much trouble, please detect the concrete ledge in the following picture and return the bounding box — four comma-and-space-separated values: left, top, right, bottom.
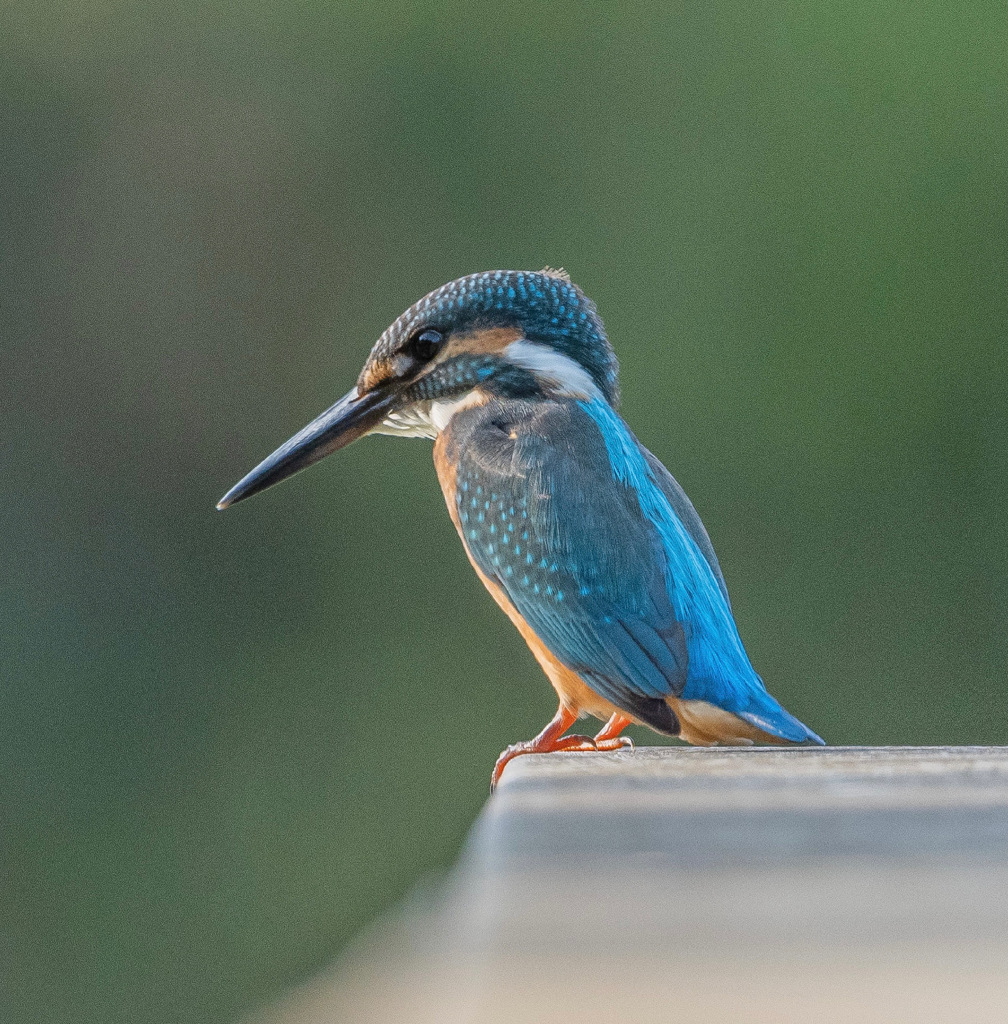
251, 748, 1008, 1024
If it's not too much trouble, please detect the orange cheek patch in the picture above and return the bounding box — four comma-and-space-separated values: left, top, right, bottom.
440, 325, 523, 360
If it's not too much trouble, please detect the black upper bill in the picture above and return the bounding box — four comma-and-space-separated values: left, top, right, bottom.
216, 385, 395, 510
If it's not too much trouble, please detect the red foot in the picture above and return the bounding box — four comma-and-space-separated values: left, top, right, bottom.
491, 705, 597, 791
490, 708, 637, 791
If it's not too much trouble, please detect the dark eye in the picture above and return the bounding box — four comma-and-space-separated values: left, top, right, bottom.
408, 328, 443, 362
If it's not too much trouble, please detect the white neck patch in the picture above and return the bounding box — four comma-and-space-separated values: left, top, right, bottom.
503, 340, 603, 400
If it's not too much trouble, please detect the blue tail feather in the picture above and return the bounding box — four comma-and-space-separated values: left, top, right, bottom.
738, 690, 825, 744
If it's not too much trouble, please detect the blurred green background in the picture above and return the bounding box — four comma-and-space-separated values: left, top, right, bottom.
2, 2, 1005, 1022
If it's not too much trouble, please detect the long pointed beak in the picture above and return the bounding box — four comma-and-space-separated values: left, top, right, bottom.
216, 385, 396, 510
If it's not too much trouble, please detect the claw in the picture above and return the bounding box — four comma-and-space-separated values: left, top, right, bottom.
592, 712, 635, 751
595, 734, 634, 752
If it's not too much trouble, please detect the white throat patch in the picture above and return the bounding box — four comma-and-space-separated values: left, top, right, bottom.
430, 390, 484, 432
373, 404, 439, 439
374, 390, 485, 439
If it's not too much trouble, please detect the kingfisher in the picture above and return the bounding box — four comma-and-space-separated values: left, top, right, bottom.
218, 269, 824, 789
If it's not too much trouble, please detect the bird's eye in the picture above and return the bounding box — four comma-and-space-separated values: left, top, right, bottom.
408, 328, 444, 363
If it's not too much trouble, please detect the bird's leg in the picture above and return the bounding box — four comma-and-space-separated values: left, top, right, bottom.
593, 712, 635, 752
491, 704, 597, 791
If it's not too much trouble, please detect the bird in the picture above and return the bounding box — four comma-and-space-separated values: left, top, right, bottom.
217, 269, 824, 789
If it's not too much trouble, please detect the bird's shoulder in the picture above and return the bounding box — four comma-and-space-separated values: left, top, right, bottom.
439, 397, 656, 555
439, 396, 658, 577
439, 396, 729, 603
439, 396, 611, 477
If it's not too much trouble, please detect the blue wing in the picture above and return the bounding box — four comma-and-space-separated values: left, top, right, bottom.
447, 397, 823, 744
640, 446, 730, 608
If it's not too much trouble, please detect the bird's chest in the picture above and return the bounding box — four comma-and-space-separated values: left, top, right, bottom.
432, 402, 511, 536
433, 418, 522, 623
433, 428, 464, 533
433, 409, 537, 601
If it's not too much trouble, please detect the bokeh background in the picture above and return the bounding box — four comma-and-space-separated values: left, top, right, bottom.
3, 3, 1006, 1023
